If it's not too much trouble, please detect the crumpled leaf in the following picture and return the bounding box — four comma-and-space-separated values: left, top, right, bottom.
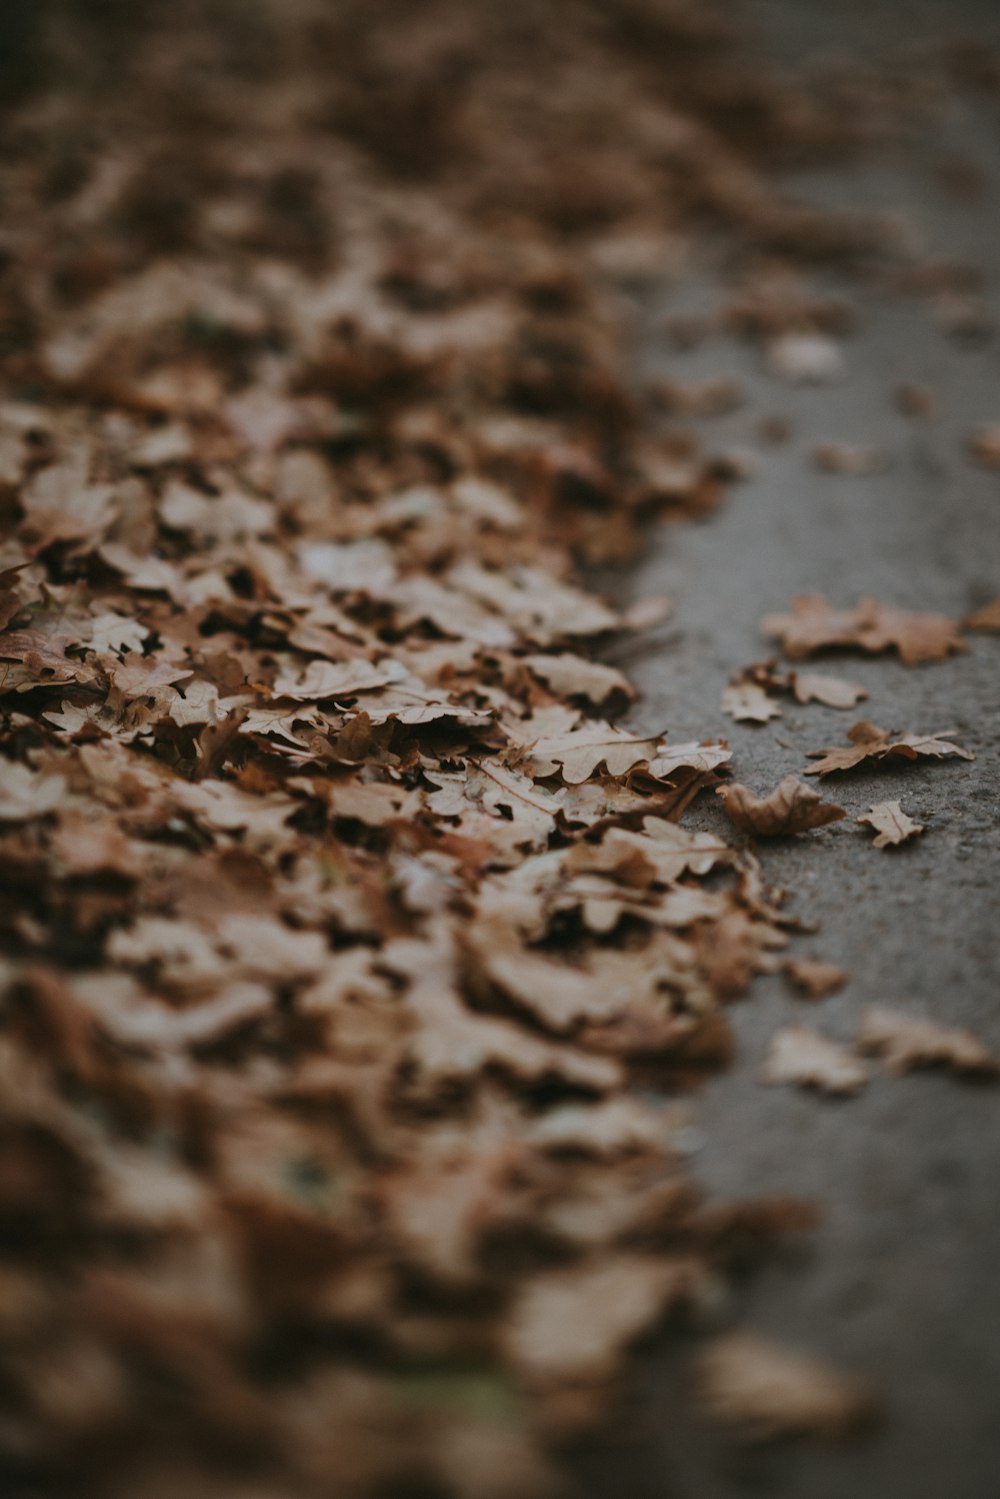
717, 776, 846, 836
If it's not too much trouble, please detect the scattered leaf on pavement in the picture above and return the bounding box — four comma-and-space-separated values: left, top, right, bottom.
856, 801, 925, 848
762, 1026, 869, 1095
805, 721, 973, 776
698, 1333, 877, 1440
857, 1006, 998, 1077
762, 596, 966, 664
963, 597, 1000, 633
721, 680, 783, 723
717, 776, 846, 836
784, 958, 847, 998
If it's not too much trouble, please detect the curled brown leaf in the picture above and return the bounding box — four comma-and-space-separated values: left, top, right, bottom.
717, 775, 846, 836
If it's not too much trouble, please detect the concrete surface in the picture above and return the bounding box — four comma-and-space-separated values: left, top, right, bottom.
576, 5, 1000, 1496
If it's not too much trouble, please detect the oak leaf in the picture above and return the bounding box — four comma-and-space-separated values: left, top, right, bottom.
514, 713, 663, 784
721, 681, 782, 723
449, 560, 620, 644
790, 671, 867, 709
698, 1333, 876, 1440
963, 597, 1000, 633
717, 775, 845, 836
564, 820, 733, 887
784, 957, 846, 998
856, 800, 924, 847
812, 442, 889, 475
762, 594, 965, 665
724, 661, 867, 716
762, 1026, 868, 1095
501, 1256, 703, 1383
0, 763, 66, 820
968, 424, 1000, 468
522, 652, 634, 709
805, 721, 973, 776
645, 740, 732, 781
856, 1005, 998, 1077
425, 762, 562, 852
271, 657, 407, 701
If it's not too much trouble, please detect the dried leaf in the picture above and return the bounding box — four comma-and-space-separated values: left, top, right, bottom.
762, 1026, 869, 1095
856, 1005, 998, 1077
767, 333, 846, 384
805, 721, 973, 776
697, 1333, 877, 1439
645, 741, 732, 780
963, 597, 1000, 633
514, 715, 663, 784
522, 653, 634, 708
717, 776, 845, 836
856, 800, 925, 848
784, 958, 847, 998
721, 681, 782, 723
502, 1257, 702, 1384
271, 657, 407, 701
0, 10, 924, 1492
791, 671, 868, 709
812, 442, 890, 475
763, 595, 966, 665
0, 763, 66, 820
725, 662, 867, 713
968, 424, 1000, 467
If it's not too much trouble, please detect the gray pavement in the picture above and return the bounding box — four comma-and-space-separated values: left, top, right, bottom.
577, 5, 1000, 1496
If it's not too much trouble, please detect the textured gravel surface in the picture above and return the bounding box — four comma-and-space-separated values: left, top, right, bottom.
576, 4, 1000, 1496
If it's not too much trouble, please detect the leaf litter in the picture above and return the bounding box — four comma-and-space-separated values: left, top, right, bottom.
0, 1, 992, 1494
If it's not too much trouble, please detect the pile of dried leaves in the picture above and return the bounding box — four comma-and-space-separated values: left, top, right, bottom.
0, 3, 985, 1496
